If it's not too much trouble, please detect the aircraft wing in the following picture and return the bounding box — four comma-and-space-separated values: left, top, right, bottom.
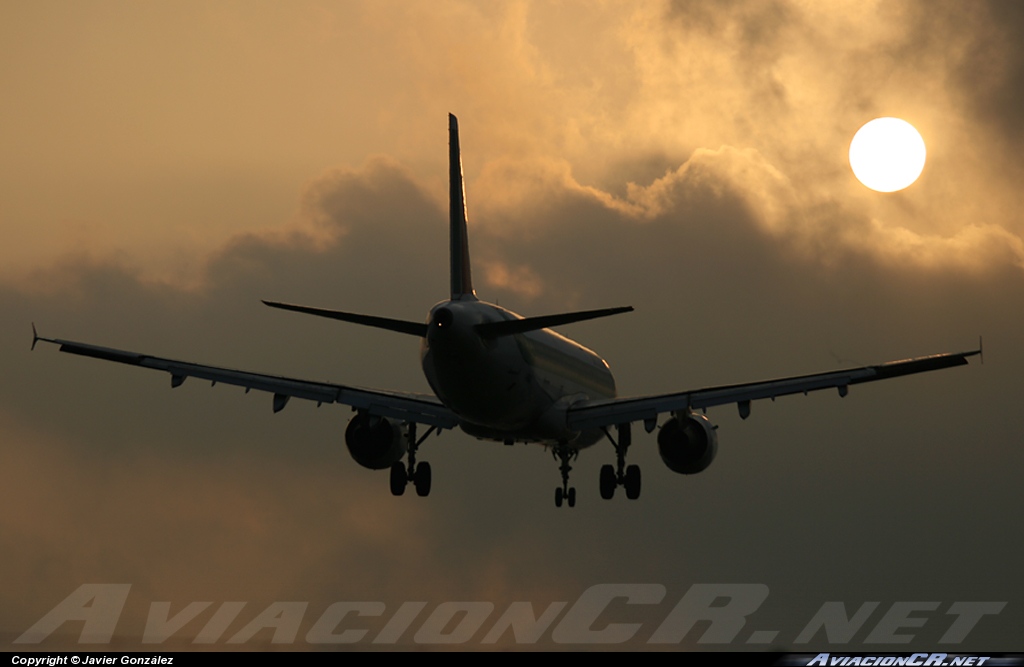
33, 333, 460, 429
566, 348, 981, 431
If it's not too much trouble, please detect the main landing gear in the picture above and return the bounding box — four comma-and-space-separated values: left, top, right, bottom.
600, 423, 641, 500
553, 443, 578, 508
390, 422, 436, 497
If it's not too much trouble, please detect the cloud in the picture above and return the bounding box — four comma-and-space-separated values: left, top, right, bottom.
5, 152, 1023, 647
951, 1, 1024, 149
479, 260, 545, 300
473, 141, 1024, 278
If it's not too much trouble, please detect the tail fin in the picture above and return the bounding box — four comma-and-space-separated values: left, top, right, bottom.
449, 113, 476, 301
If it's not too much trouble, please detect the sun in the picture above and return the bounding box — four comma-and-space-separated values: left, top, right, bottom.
849, 117, 927, 192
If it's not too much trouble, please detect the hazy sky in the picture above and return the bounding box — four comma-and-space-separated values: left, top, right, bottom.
3, 0, 1023, 650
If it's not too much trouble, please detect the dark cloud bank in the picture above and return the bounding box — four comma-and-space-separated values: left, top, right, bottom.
3, 151, 1022, 649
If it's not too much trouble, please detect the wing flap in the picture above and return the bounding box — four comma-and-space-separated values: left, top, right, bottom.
39, 336, 459, 429
567, 348, 980, 431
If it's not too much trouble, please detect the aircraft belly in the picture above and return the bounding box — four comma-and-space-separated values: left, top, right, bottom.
421, 344, 548, 431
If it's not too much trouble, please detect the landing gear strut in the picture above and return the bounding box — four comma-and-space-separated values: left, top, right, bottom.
600, 423, 641, 500
390, 422, 436, 497
553, 443, 577, 508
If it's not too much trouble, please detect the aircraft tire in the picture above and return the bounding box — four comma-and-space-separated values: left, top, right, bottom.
414, 461, 432, 497
390, 462, 407, 496
625, 464, 641, 500
599, 464, 616, 499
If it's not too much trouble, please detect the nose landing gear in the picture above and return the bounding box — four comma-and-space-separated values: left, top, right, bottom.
600, 423, 641, 500
389, 422, 437, 497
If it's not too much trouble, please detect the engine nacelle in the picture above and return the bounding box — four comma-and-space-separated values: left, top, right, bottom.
657, 413, 718, 475
344, 413, 408, 470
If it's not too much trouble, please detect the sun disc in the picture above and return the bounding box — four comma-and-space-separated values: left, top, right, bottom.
849, 117, 926, 192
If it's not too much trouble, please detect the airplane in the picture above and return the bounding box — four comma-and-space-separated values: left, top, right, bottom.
33, 114, 982, 508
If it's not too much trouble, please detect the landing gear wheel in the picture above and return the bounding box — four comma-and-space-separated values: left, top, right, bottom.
391, 421, 440, 499
599, 464, 616, 500
603, 423, 639, 501
624, 464, 641, 500
390, 461, 407, 496
552, 443, 578, 508
414, 462, 432, 497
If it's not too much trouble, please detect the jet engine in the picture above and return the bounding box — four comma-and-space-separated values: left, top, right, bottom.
657, 413, 718, 474
344, 413, 408, 470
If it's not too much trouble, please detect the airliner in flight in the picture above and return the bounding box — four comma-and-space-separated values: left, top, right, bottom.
34, 114, 981, 507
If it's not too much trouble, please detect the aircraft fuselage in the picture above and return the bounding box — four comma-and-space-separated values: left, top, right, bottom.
420, 298, 614, 446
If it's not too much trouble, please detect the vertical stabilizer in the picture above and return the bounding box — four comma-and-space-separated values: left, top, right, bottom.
449, 113, 476, 301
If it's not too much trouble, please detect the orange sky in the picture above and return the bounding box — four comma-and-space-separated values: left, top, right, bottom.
4, 1, 1023, 283
2, 0, 1023, 650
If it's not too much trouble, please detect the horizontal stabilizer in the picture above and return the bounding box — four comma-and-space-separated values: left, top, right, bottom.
475, 306, 633, 339
262, 300, 428, 337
